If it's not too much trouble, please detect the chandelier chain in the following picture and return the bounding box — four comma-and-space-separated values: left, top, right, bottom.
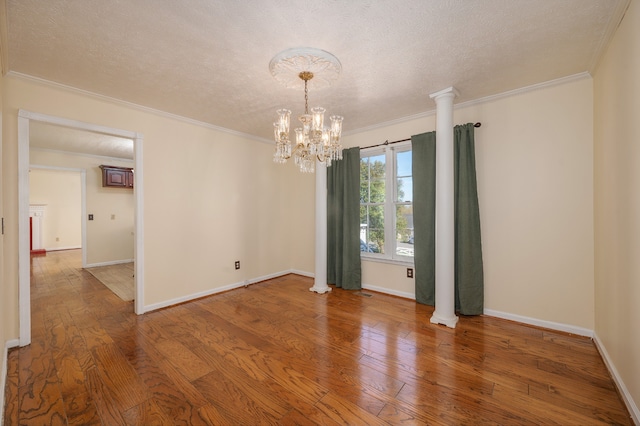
304, 79, 309, 115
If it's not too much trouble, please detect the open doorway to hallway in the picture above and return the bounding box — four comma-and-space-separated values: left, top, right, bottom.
18, 110, 145, 346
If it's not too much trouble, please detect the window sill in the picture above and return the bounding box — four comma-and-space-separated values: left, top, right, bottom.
361, 255, 414, 267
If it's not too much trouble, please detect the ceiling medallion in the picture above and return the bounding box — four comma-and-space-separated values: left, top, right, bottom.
269, 47, 342, 90
270, 48, 344, 173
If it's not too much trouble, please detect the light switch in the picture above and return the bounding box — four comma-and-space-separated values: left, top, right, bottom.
88, 214, 94, 220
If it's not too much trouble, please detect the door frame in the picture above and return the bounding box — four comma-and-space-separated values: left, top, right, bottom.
18, 109, 145, 346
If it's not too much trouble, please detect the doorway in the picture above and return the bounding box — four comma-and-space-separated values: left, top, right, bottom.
29, 167, 84, 257
17, 110, 145, 346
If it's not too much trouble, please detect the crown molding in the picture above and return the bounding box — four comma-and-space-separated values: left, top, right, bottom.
8, 71, 273, 145
345, 72, 591, 137
10, 69, 590, 144
343, 110, 437, 137
453, 72, 592, 110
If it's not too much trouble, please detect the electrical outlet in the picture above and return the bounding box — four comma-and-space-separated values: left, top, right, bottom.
235, 261, 240, 270
407, 268, 414, 278
56, 237, 60, 242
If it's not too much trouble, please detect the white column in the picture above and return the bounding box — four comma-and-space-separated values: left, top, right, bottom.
310, 160, 331, 294
429, 87, 459, 328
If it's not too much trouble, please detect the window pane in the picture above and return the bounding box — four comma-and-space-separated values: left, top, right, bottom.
360, 205, 384, 254
370, 177, 385, 203
396, 150, 412, 177
396, 204, 414, 257
396, 150, 412, 203
360, 159, 369, 203
360, 154, 386, 203
369, 154, 386, 178
396, 177, 412, 202
369, 155, 385, 203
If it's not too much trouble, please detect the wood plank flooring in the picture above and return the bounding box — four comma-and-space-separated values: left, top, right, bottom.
85, 262, 135, 301
3, 249, 632, 425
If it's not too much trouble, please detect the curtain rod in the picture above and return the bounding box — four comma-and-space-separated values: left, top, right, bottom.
363, 122, 481, 149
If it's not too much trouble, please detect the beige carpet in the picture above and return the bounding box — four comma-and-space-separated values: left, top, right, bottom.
85, 262, 134, 301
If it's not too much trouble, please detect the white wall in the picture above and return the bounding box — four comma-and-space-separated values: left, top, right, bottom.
455, 78, 594, 331
29, 168, 82, 251
1, 75, 292, 339
0, 66, 9, 426
338, 77, 595, 332
593, 0, 640, 420
29, 150, 136, 264
286, 168, 316, 276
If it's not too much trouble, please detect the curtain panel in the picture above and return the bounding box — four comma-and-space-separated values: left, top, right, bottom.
327, 147, 362, 290
412, 124, 484, 315
411, 132, 437, 305
453, 123, 484, 314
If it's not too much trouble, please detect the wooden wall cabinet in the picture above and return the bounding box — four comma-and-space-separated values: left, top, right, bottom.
100, 165, 134, 188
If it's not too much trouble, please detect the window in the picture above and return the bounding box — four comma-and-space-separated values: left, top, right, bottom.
360, 143, 413, 261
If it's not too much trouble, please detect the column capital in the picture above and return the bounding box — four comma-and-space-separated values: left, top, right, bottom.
429, 86, 460, 101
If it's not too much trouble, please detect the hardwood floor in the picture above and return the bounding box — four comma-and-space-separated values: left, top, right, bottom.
4, 249, 632, 425
85, 262, 135, 301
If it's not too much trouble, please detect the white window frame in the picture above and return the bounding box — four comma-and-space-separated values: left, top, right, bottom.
360, 141, 414, 265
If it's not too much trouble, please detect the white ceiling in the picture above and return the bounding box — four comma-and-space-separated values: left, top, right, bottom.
4, 0, 630, 152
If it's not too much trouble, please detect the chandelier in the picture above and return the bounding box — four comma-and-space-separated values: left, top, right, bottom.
269, 48, 344, 173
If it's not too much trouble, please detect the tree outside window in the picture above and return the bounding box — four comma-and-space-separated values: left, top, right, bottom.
360, 145, 413, 260
360, 153, 385, 253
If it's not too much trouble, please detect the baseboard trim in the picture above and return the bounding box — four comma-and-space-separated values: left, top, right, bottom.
358, 286, 594, 337
143, 269, 296, 313
362, 283, 416, 300
85, 258, 134, 268
1, 343, 6, 426
247, 270, 308, 284
45, 246, 82, 252
5, 339, 19, 349
1, 339, 20, 426
289, 269, 314, 278
593, 333, 640, 425
483, 309, 593, 337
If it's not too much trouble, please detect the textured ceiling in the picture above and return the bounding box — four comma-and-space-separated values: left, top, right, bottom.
5, 0, 630, 149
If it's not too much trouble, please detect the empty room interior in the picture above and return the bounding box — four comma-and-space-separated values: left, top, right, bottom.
1, 0, 639, 424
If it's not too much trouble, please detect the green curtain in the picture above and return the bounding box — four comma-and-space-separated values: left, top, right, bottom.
412, 125, 484, 315
454, 123, 484, 314
327, 147, 362, 289
411, 132, 437, 305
